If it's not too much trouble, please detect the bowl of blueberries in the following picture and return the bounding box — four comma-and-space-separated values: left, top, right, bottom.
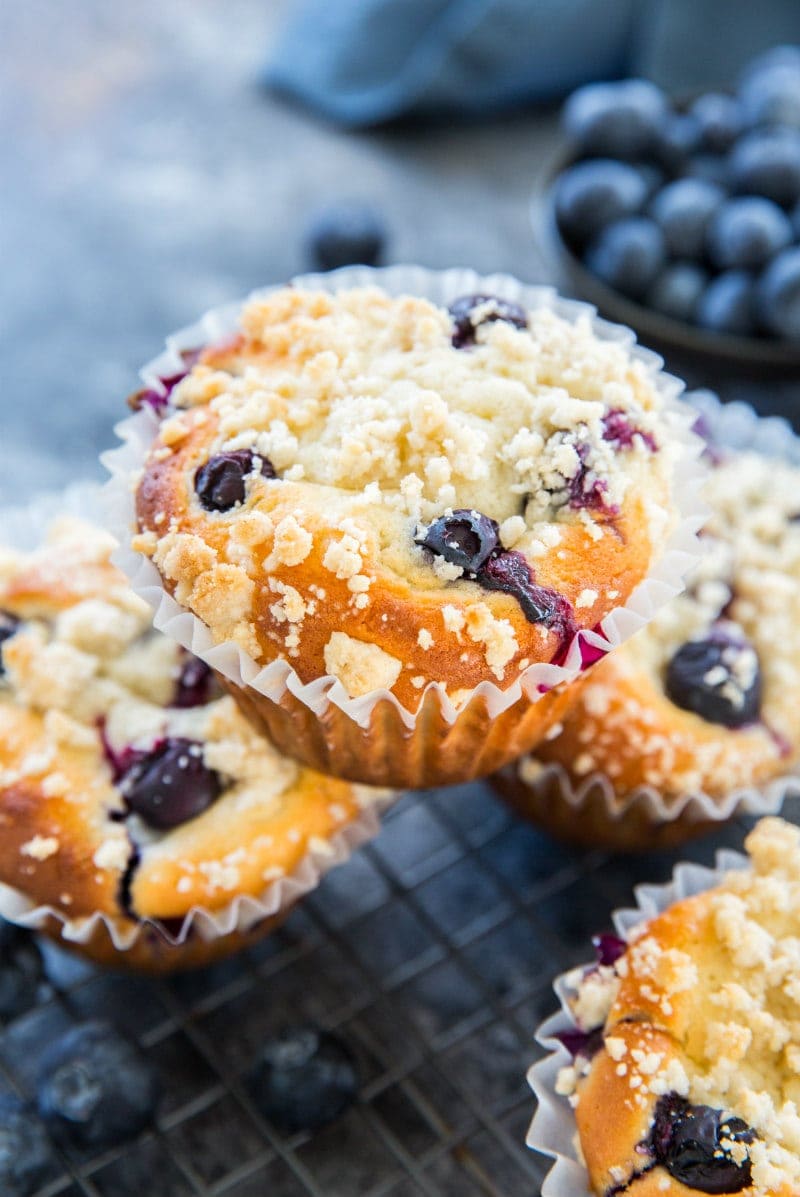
540, 45, 800, 369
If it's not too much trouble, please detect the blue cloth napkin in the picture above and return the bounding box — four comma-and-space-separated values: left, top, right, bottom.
266, 0, 639, 126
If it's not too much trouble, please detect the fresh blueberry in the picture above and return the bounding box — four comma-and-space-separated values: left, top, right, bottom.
172, 654, 213, 708
194, 449, 276, 512
654, 113, 703, 176
690, 93, 742, 154
246, 1026, 359, 1134
650, 1094, 755, 1193
0, 611, 20, 677
739, 45, 800, 87
649, 178, 724, 258
305, 202, 386, 272
416, 510, 499, 574
707, 196, 793, 270
478, 551, 579, 662
682, 153, 730, 190
647, 262, 708, 322
36, 1021, 160, 1148
554, 159, 648, 249
118, 738, 223, 829
696, 271, 756, 337
730, 128, 800, 207
448, 294, 528, 349
665, 626, 761, 727
563, 79, 667, 159
756, 246, 800, 339
739, 60, 800, 130
0, 1094, 55, 1197
585, 216, 666, 299
0, 922, 45, 1021
633, 162, 666, 201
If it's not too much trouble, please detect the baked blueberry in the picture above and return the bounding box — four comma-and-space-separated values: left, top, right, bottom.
647, 262, 708, 323
690, 92, 742, 153
555, 1025, 604, 1060
649, 178, 724, 259
654, 113, 703, 175
36, 1020, 160, 1148
305, 202, 386, 272
665, 627, 761, 728
756, 246, 800, 340
730, 129, 800, 207
0, 611, 20, 677
554, 160, 648, 249
0, 1093, 55, 1197
246, 1026, 359, 1134
173, 654, 213, 708
130, 348, 203, 415
0, 922, 45, 1021
194, 449, 276, 512
448, 294, 528, 349
602, 409, 657, 452
649, 1094, 755, 1193
563, 79, 667, 159
118, 738, 223, 829
696, 271, 756, 337
707, 196, 792, 271
585, 216, 666, 300
592, 932, 626, 966
416, 510, 499, 574
479, 551, 578, 659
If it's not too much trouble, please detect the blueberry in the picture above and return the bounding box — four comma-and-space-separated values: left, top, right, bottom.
707, 196, 793, 270
633, 162, 666, 201
654, 113, 703, 175
649, 178, 724, 258
0, 611, 20, 677
246, 1026, 359, 1134
118, 738, 223, 829
563, 79, 667, 159
172, 654, 213, 708
730, 129, 800, 207
696, 271, 756, 336
555, 1026, 604, 1060
0, 923, 44, 1021
647, 262, 708, 322
602, 409, 657, 451
585, 216, 666, 299
592, 933, 627, 966
554, 159, 648, 249
36, 1021, 160, 1148
756, 246, 800, 339
665, 627, 761, 727
416, 510, 499, 574
650, 1094, 755, 1193
448, 294, 528, 349
0, 1094, 54, 1197
194, 449, 276, 512
683, 153, 730, 190
478, 551, 579, 662
739, 45, 800, 87
130, 348, 203, 415
305, 202, 386, 272
739, 60, 800, 130
690, 93, 742, 154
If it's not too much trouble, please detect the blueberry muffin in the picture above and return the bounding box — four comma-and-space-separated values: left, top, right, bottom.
0, 517, 383, 972
126, 281, 696, 787
495, 448, 800, 849
554, 817, 800, 1196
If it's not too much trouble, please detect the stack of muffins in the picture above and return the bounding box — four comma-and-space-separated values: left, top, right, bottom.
2, 265, 798, 994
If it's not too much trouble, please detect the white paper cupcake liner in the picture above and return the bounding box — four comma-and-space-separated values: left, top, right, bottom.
528, 842, 747, 1195
497, 388, 800, 844
100, 265, 708, 732
0, 483, 389, 951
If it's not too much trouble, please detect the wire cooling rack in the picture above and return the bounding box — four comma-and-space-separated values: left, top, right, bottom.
0, 782, 788, 1197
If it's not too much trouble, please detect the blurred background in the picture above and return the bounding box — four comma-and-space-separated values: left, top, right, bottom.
2, 0, 800, 503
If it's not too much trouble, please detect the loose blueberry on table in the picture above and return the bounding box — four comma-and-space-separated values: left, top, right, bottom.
0, 920, 46, 1021
0, 1093, 55, 1197
195, 449, 276, 512
247, 1026, 359, 1134
36, 1020, 161, 1148
552, 45, 800, 343
304, 201, 387, 272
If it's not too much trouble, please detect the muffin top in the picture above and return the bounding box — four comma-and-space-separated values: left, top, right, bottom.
558, 817, 800, 1196
132, 285, 686, 708
530, 447, 800, 798
0, 518, 377, 926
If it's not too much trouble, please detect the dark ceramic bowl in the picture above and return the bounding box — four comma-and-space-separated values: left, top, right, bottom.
533, 146, 800, 375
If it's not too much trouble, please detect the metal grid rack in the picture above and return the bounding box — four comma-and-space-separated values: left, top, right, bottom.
0, 782, 787, 1197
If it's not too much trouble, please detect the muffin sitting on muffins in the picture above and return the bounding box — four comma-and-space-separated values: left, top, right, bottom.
555, 817, 800, 1196
0, 516, 382, 971
495, 444, 800, 847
